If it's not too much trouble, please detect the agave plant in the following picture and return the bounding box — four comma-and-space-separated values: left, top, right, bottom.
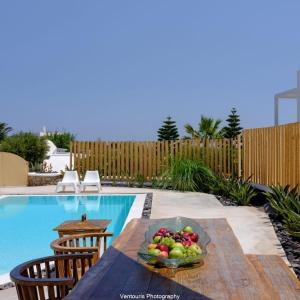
212, 174, 256, 205
265, 185, 300, 238
229, 180, 257, 206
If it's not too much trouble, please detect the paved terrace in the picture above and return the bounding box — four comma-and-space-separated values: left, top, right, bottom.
0, 185, 286, 299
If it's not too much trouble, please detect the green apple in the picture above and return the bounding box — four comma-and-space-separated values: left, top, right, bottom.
169, 248, 184, 259
161, 237, 175, 249
172, 242, 185, 250
189, 244, 202, 255
148, 248, 161, 256
153, 236, 161, 243
182, 225, 193, 234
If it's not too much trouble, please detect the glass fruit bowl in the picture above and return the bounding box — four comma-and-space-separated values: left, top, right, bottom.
137, 217, 210, 268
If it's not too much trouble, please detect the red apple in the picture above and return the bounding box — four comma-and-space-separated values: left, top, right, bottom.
190, 233, 199, 242
183, 232, 191, 239
158, 244, 169, 252
159, 251, 169, 258
158, 227, 168, 234
182, 240, 192, 247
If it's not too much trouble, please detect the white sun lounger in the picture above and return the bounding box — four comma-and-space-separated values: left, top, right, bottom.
55, 171, 80, 193
80, 171, 102, 192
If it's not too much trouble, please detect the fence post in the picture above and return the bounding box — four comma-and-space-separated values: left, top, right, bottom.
69, 142, 73, 170
237, 134, 242, 178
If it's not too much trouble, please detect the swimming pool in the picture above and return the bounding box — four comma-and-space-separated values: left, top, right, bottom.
0, 195, 136, 276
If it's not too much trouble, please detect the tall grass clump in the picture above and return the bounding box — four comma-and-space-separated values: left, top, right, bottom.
163, 158, 215, 192
265, 185, 300, 238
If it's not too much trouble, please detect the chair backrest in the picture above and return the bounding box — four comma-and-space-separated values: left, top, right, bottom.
50, 232, 113, 265
83, 171, 100, 182
10, 253, 93, 300
62, 171, 79, 183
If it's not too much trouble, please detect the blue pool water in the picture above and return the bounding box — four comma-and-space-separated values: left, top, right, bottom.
0, 195, 135, 275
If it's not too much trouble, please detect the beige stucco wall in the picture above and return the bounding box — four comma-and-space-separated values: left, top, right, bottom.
0, 152, 28, 186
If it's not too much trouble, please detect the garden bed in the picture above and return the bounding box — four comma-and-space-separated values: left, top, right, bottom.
264, 204, 300, 279
217, 192, 300, 280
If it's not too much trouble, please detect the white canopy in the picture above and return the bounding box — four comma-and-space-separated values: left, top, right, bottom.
274, 71, 300, 125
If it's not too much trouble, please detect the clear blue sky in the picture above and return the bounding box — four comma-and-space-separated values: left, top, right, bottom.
1, 1, 300, 140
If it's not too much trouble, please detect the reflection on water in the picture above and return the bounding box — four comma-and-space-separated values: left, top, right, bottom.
56, 196, 80, 212
55, 196, 101, 212
78, 196, 100, 212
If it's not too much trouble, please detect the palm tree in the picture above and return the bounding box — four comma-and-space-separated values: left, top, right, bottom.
0, 122, 12, 141
184, 116, 223, 139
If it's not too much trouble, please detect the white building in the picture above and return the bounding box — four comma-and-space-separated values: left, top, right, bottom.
39, 127, 73, 172
274, 70, 300, 125
44, 140, 72, 172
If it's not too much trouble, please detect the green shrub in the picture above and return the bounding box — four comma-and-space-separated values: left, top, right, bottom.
162, 158, 215, 192
46, 131, 75, 151
265, 185, 300, 238
136, 174, 145, 188
213, 174, 238, 198
151, 178, 162, 189
0, 132, 48, 168
126, 177, 134, 187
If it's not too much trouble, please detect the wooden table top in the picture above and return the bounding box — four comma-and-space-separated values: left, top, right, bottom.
53, 219, 111, 233
65, 218, 300, 300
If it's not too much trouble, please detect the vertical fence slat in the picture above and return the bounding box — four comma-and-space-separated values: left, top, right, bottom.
130, 142, 134, 178
103, 142, 107, 179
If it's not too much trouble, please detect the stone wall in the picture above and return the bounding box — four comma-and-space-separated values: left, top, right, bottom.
28, 173, 62, 186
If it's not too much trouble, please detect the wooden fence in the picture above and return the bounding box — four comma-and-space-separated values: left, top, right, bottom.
70, 138, 242, 180
243, 122, 300, 188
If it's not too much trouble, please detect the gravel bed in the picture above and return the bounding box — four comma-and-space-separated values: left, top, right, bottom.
264, 203, 300, 279
215, 195, 238, 206
142, 193, 152, 218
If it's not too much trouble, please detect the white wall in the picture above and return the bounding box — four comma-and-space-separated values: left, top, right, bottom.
44, 153, 73, 172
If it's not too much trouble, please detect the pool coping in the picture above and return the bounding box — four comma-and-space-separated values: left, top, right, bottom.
0, 193, 147, 286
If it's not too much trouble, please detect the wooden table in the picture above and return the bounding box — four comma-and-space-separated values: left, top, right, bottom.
65, 218, 300, 300
53, 219, 111, 237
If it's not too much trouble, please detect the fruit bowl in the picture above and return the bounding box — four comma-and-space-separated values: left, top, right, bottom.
137, 217, 210, 269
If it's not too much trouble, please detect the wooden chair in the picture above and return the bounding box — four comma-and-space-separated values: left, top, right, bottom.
10, 253, 94, 300
50, 232, 113, 264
